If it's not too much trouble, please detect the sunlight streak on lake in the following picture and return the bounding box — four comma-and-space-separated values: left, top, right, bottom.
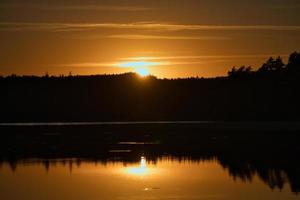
121, 156, 154, 177
0, 157, 298, 200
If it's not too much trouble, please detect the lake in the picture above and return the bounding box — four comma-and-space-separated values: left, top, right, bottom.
0, 123, 299, 200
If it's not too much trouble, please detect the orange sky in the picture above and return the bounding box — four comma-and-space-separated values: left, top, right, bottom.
0, 0, 300, 78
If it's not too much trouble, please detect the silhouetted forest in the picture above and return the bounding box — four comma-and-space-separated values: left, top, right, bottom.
1, 52, 300, 122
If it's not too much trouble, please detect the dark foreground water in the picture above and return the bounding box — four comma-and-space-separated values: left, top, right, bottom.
0, 123, 299, 200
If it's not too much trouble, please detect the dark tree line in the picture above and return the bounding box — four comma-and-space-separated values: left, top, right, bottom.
228, 52, 300, 79
0, 52, 300, 122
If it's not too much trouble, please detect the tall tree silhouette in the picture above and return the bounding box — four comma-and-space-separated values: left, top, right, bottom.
287, 52, 300, 76
257, 56, 285, 76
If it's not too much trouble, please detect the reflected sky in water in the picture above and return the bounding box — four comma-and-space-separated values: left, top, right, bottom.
0, 157, 298, 200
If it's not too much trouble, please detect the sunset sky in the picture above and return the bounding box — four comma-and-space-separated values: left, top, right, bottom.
0, 0, 300, 78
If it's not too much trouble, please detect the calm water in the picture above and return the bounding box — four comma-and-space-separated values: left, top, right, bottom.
0, 157, 298, 200
0, 123, 299, 199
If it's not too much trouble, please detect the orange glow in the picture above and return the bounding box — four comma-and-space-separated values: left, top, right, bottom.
0, 1, 297, 78
122, 156, 151, 176
0, 158, 296, 200
115, 59, 163, 76
117, 61, 160, 68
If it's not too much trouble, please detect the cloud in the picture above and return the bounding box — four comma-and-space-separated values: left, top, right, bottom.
122, 54, 289, 61
58, 61, 170, 68
57, 54, 289, 69
1, 22, 300, 32
59, 63, 115, 68
0, 3, 152, 11
42, 5, 151, 11
106, 34, 231, 40
269, 4, 300, 9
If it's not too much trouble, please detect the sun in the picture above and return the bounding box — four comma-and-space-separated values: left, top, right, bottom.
117, 61, 154, 76
116, 60, 159, 77
135, 68, 149, 76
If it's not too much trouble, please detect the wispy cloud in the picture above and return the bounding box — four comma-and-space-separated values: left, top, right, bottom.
0, 3, 152, 11
106, 34, 231, 40
122, 54, 289, 61
57, 54, 289, 69
1, 22, 300, 32
59, 63, 115, 68
59, 61, 170, 68
269, 4, 300, 9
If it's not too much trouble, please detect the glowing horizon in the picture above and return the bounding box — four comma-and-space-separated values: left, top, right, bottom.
0, 0, 299, 78
117, 61, 161, 68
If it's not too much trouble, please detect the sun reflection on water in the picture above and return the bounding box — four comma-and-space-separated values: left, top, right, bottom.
122, 156, 152, 177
